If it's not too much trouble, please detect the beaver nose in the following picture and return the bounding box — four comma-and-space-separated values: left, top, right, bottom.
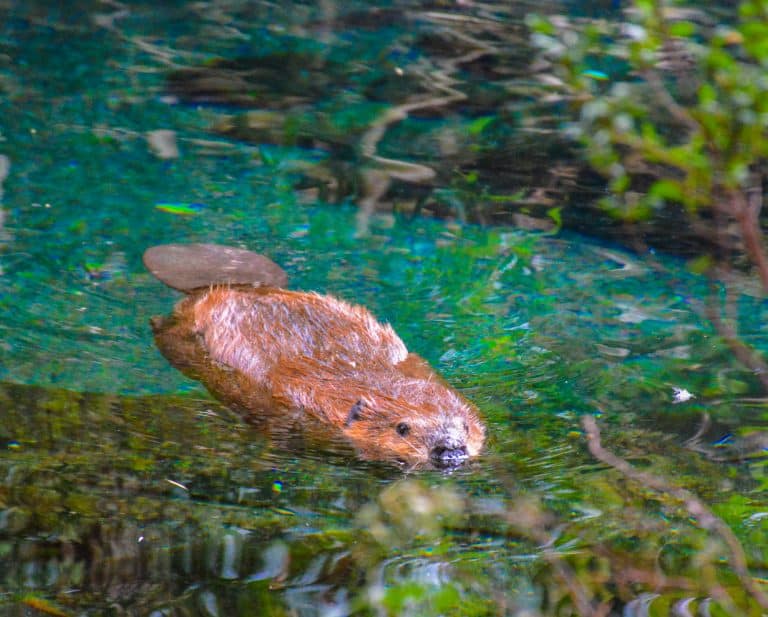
430, 444, 468, 469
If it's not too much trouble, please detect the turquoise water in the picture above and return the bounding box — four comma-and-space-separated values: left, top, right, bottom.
1, 2, 767, 615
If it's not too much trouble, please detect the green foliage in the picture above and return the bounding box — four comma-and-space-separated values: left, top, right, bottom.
528, 0, 768, 218
377, 581, 493, 617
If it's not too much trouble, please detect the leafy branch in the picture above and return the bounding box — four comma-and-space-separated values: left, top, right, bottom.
528, 0, 768, 284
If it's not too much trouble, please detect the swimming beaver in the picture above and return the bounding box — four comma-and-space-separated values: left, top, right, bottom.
144, 243, 485, 469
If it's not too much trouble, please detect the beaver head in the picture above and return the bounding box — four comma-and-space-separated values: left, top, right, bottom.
342, 386, 485, 470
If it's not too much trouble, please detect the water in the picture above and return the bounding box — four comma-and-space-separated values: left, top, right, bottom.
1, 2, 767, 615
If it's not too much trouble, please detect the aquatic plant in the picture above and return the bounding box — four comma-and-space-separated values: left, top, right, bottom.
529, 0, 768, 381
526, 1, 768, 611
530, 0, 768, 270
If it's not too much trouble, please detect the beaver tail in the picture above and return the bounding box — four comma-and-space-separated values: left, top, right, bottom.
143, 243, 288, 293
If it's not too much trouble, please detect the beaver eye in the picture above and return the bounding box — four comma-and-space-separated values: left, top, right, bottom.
396, 422, 410, 437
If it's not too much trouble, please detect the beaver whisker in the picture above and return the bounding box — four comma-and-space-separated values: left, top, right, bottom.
403, 460, 421, 473
399, 434, 428, 461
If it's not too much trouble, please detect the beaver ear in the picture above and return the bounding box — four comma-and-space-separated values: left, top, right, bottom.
345, 399, 365, 426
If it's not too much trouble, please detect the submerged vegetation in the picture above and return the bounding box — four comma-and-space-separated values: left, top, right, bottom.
2, 381, 767, 615
1, 0, 768, 615
526, 0, 768, 612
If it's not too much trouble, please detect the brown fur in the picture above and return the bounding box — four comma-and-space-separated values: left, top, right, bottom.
148, 254, 485, 468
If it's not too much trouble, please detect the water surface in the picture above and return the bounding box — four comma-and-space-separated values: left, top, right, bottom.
1, 2, 767, 615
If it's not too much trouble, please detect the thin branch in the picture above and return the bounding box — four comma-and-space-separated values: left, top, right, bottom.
582, 415, 768, 612
542, 553, 611, 617
727, 187, 768, 293
641, 68, 700, 134
704, 282, 768, 392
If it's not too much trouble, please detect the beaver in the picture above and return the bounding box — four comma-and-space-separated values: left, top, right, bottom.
144, 243, 485, 469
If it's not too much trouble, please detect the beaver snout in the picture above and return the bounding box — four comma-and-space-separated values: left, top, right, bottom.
430, 443, 469, 469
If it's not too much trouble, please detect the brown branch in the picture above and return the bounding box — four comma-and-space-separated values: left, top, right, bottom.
495, 468, 609, 616
542, 553, 611, 617
704, 281, 768, 392
641, 0, 700, 134
641, 67, 700, 134
582, 415, 768, 611
728, 186, 768, 293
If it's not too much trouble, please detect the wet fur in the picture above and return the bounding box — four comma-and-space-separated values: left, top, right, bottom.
149, 256, 485, 467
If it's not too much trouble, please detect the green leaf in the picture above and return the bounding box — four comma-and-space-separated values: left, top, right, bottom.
706, 47, 736, 72
525, 14, 557, 36
697, 83, 718, 108
687, 254, 715, 275
741, 22, 768, 61
649, 179, 684, 202
547, 206, 563, 229
467, 116, 495, 135
668, 21, 697, 38
610, 173, 631, 194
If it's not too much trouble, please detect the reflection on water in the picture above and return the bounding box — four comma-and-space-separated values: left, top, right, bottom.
0, 0, 767, 614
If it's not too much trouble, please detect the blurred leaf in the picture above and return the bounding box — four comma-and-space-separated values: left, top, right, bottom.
547, 206, 563, 229
668, 20, 697, 37
649, 179, 684, 202
467, 116, 495, 135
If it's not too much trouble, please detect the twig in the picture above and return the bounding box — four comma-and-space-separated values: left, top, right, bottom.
355, 20, 497, 233
581, 415, 768, 611
704, 281, 768, 392
641, 68, 699, 134
493, 460, 609, 616
682, 411, 710, 448
542, 554, 611, 617
728, 186, 768, 293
